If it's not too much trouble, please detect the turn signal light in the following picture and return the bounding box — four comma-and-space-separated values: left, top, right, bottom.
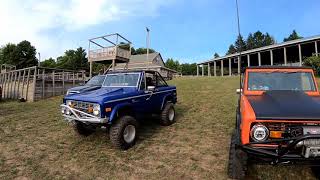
105, 108, 112, 112
88, 106, 93, 113
270, 131, 283, 138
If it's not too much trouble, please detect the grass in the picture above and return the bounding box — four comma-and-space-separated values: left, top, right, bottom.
0, 77, 318, 179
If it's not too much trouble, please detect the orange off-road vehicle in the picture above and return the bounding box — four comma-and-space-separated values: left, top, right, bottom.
228, 66, 320, 179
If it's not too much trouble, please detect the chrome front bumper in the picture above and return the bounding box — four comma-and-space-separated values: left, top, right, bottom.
60, 104, 108, 124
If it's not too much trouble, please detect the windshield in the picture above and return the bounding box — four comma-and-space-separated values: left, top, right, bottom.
247, 72, 316, 91
86, 75, 106, 86
103, 73, 140, 87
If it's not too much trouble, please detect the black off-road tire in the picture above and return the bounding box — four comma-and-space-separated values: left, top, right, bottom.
109, 116, 138, 150
160, 103, 175, 126
227, 130, 248, 179
311, 166, 320, 178
73, 121, 95, 136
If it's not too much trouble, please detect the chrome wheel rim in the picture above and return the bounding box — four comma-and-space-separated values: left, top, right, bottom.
168, 108, 175, 121
123, 125, 136, 143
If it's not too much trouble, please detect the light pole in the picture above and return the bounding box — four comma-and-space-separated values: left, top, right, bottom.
146, 27, 150, 60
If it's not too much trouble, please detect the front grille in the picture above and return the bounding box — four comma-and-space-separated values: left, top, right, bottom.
70, 101, 95, 114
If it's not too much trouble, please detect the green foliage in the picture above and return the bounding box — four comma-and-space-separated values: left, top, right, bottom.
226, 31, 276, 55
165, 58, 180, 71
283, 30, 303, 42
226, 44, 237, 55
304, 55, 320, 75
235, 35, 247, 52
0, 41, 37, 69
40, 58, 56, 68
133, 48, 156, 55
180, 63, 197, 75
56, 47, 88, 71
214, 53, 220, 58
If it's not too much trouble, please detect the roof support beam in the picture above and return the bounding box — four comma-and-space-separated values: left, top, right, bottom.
221, 60, 224, 76
208, 63, 211, 76
214, 61, 217, 76
102, 37, 116, 46
258, 52, 261, 66
247, 54, 250, 67
197, 65, 199, 76
270, 50, 273, 66
284, 47, 287, 65
202, 65, 204, 76
237, 57, 240, 74
298, 44, 302, 66
90, 40, 105, 48
315, 41, 318, 57
229, 58, 232, 76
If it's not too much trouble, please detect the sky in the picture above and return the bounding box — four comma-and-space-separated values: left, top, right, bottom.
0, 0, 320, 63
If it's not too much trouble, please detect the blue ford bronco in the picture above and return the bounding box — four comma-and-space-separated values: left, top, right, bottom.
61, 70, 177, 149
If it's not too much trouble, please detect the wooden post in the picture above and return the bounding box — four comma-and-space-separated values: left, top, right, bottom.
21, 69, 26, 98
298, 44, 302, 66
17, 71, 21, 98
229, 58, 232, 76
25, 68, 31, 101
32, 67, 37, 101
315, 41, 318, 57
214, 61, 216, 76
207, 63, 211, 76
284, 47, 287, 65
258, 52, 261, 66
247, 54, 250, 67
8, 72, 13, 99
42, 69, 45, 98
221, 60, 224, 76
3, 73, 6, 99
270, 50, 274, 66
13, 71, 17, 99
52, 71, 55, 96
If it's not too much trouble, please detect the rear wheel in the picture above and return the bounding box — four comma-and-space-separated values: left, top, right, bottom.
109, 116, 138, 150
160, 103, 175, 126
227, 130, 248, 179
73, 121, 95, 136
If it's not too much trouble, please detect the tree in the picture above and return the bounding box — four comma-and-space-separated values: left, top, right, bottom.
226, 44, 237, 55
56, 47, 88, 71
235, 35, 247, 52
264, 33, 276, 46
252, 31, 265, 48
40, 58, 56, 68
133, 48, 156, 55
284, 30, 303, 42
304, 55, 320, 75
0, 41, 37, 69
165, 58, 180, 71
246, 33, 255, 50
214, 53, 220, 58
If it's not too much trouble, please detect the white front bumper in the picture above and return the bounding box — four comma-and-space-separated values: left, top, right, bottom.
60, 104, 108, 124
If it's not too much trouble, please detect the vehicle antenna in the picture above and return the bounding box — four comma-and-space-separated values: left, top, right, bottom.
235, 0, 242, 91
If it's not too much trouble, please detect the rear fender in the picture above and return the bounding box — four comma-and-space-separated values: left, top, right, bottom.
109, 102, 133, 122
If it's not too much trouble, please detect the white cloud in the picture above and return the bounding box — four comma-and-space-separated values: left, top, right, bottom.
0, 0, 175, 60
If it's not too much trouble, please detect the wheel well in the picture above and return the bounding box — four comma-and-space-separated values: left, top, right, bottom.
117, 106, 134, 118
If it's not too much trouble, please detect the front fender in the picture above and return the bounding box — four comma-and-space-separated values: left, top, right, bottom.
109, 102, 133, 123
161, 93, 175, 110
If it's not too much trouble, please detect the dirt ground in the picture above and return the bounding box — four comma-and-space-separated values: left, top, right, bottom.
0, 77, 318, 179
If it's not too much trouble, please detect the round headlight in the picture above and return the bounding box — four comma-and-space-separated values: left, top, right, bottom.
61, 107, 65, 114
93, 104, 100, 116
65, 109, 71, 115
250, 124, 269, 142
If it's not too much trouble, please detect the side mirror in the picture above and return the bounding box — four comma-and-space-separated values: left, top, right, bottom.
236, 88, 242, 94
147, 86, 156, 92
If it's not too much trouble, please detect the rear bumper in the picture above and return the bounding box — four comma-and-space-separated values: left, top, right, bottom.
60, 104, 108, 124
241, 134, 320, 164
